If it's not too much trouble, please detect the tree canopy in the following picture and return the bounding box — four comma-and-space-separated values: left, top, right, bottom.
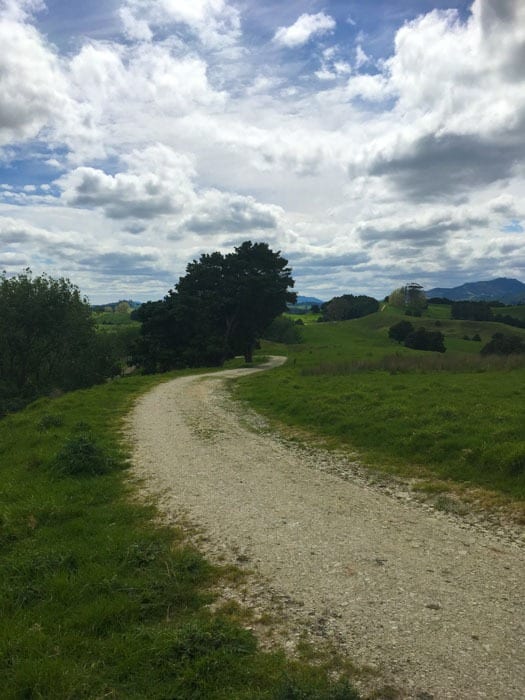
320, 294, 379, 322
451, 301, 493, 321
134, 241, 296, 370
0, 270, 117, 413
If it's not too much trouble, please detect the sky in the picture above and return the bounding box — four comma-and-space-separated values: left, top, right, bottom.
0, 0, 524, 303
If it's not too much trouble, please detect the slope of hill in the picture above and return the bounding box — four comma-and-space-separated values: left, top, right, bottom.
426, 277, 525, 303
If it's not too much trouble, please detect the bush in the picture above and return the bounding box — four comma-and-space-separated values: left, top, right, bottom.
480, 333, 525, 356
50, 433, 116, 476
404, 327, 446, 353
388, 320, 414, 343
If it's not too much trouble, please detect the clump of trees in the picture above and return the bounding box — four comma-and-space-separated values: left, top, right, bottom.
481, 333, 525, 356
389, 284, 427, 314
451, 301, 493, 321
320, 294, 379, 322
405, 327, 446, 353
133, 241, 296, 371
388, 320, 446, 353
0, 270, 119, 415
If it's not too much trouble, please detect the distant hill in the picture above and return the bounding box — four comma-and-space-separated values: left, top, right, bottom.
426, 278, 525, 304
91, 300, 142, 312
295, 296, 324, 305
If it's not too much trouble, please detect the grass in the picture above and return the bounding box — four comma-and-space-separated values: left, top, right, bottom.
0, 362, 359, 699
236, 305, 525, 500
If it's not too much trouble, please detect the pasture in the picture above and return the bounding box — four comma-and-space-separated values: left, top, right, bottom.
237, 305, 525, 502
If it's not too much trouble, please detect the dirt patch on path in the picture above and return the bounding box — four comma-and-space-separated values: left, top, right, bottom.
127, 358, 524, 699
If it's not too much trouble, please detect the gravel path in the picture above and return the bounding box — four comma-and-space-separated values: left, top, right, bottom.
127, 358, 524, 699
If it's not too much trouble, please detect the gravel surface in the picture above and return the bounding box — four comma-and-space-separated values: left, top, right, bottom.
127, 358, 525, 699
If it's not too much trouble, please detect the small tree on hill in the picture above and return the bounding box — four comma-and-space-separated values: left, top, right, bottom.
388, 320, 414, 343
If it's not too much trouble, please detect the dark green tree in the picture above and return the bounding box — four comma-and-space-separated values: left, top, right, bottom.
321, 294, 379, 322
135, 241, 296, 369
451, 301, 493, 321
404, 327, 446, 353
0, 270, 118, 411
480, 332, 525, 355
388, 320, 414, 343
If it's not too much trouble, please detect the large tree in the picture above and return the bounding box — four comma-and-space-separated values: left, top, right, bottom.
0, 270, 117, 411
135, 241, 296, 369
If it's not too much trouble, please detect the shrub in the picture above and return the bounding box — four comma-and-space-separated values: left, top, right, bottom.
263, 316, 303, 344
480, 333, 525, 356
37, 414, 64, 431
404, 327, 446, 353
50, 433, 116, 476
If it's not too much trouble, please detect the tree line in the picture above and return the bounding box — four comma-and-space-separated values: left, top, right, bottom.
0, 243, 295, 414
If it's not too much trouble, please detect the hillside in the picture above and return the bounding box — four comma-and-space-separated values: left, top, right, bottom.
427, 277, 525, 303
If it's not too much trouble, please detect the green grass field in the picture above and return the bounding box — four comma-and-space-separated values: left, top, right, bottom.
237, 305, 525, 500
0, 366, 358, 699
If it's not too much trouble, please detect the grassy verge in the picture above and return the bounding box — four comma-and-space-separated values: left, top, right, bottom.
0, 364, 358, 699
236, 308, 525, 503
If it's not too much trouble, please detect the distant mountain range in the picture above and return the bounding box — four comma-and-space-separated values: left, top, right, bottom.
426, 278, 525, 304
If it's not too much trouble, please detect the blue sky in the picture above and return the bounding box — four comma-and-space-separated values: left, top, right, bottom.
0, 0, 523, 302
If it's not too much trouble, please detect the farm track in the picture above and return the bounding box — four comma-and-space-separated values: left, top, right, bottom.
127, 358, 524, 699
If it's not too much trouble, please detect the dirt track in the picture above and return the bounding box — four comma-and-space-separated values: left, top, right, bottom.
127, 358, 524, 699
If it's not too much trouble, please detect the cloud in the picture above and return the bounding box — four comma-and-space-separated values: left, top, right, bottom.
343, 0, 525, 203
119, 0, 241, 48
57, 144, 281, 242
368, 132, 525, 200
181, 190, 280, 234
0, 7, 83, 147
58, 145, 195, 219
274, 12, 336, 48
1, 0, 524, 302
76, 250, 160, 277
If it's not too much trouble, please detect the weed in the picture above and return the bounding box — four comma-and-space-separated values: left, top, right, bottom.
37, 414, 64, 431
433, 495, 469, 515
50, 432, 116, 476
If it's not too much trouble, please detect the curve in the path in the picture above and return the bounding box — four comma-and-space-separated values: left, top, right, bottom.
128, 358, 524, 700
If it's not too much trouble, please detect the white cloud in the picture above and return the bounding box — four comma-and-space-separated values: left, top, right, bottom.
119, 0, 241, 48
1, 0, 524, 301
274, 12, 336, 48
58, 145, 196, 219
0, 8, 84, 147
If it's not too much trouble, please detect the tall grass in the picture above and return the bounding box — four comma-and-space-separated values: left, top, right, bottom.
0, 368, 358, 699
303, 352, 525, 375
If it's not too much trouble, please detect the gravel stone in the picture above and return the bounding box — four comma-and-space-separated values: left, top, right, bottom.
126, 358, 525, 700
